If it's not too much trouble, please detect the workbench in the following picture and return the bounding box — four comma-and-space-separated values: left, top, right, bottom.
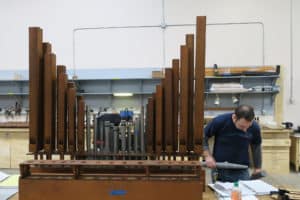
261, 128, 291, 174
0, 127, 29, 168
290, 134, 300, 172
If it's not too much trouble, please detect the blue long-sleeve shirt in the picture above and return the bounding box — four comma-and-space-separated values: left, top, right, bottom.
204, 113, 261, 167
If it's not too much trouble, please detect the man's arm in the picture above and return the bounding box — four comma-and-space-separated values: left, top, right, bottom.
251, 143, 262, 174
203, 134, 216, 168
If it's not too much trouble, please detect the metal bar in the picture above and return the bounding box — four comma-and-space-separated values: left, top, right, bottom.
179, 45, 189, 153
86, 105, 91, 152
186, 34, 195, 152
128, 121, 132, 152
164, 68, 173, 153
93, 114, 97, 152
29, 27, 43, 153
140, 106, 145, 153
119, 121, 126, 152
113, 126, 119, 154
104, 121, 110, 153
134, 117, 139, 153
194, 16, 206, 154
155, 85, 163, 155
43, 53, 56, 158
172, 59, 179, 153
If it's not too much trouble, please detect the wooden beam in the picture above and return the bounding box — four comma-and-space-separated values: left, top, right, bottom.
43, 53, 56, 158
172, 59, 179, 153
67, 82, 77, 155
164, 68, 173, 153
77, 96, 85, 153
179, 45, 189, 153
29, 27, 43, 153
155, 85, 163, 155
57, 65, 67, 157
186, 34, 195, 152
194, 16, 206, 154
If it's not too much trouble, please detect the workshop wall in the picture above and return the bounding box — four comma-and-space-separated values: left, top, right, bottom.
0, 0, 299, 126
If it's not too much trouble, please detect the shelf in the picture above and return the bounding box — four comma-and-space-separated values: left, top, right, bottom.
81, 92, 154, 95
0, 93, 28, 96
205, 75, 279, 79
205, 91, 279, 94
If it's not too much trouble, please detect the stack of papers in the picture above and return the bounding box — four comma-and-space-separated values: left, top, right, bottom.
0, 172, 9, 182
0, 172, 19, 200
240, 180, 278, 195
209, 180, 278, 199
210, 83, 249, 93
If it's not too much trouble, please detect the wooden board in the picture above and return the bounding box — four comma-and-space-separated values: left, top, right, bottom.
67, 82, 76, 154
172, 59, 179, 152
186, 34, 195, 152
77, 96, 85, 153
179, 45, 189, 153
19, 179, 203, 200
164, 68, 173, 153
262, 148, 290, 174
57, 66, 67, 154
155, 85, 163, 154
43, 53, 56, 156
194, 16, 206, 154
29, 27, 43, 153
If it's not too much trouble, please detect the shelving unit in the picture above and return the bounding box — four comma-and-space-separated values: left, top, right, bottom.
0, 68, 161, 113
204, 74, 280, 116
0, 67, 280, 115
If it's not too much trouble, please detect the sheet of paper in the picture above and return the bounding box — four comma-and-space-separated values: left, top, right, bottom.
208, 181, 255, 197
0, 187, 18, 200
240, 180, 278, 195
0, 172, 9, 182
218, 195, 258, 200
0, 175, 19, 187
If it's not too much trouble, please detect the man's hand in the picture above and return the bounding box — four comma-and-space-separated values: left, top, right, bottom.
205, 155, 217, 168
250, 169, 266, 179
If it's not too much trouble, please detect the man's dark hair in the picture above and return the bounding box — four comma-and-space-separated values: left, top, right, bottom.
234, 105, 255, 121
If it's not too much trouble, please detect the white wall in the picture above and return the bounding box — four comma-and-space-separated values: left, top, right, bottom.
0, 0, 299, 126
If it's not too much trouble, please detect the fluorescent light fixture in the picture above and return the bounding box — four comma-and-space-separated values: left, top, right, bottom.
113, 93, 133, 97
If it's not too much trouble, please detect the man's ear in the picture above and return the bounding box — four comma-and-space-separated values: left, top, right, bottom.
232, 114, 237, 122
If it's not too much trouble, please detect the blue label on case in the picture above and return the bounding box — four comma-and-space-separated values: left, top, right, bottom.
110, 190, 127, 196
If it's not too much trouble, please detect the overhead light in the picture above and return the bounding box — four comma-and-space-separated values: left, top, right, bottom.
214, 94, 220, 106
113, 93, 133, 97
232, 95, 239, 104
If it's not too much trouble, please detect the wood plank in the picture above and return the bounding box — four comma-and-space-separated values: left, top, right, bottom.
42, 42, 52, 55
29, 27, 43, 153
164, 68, 173, 153
43, 53, 56, 157
152, 93, 156, 153
77, 96, 85, 153
67, 82, 77, 154
57, 66, 67, 155
172, 59, 180, 153
179, 45, 189, 153
186, 34, 195, 152
194, 16, 206, 154
155, 85, 163, 154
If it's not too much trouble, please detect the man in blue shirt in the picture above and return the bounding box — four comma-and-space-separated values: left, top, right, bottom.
203, 105, 262, 182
